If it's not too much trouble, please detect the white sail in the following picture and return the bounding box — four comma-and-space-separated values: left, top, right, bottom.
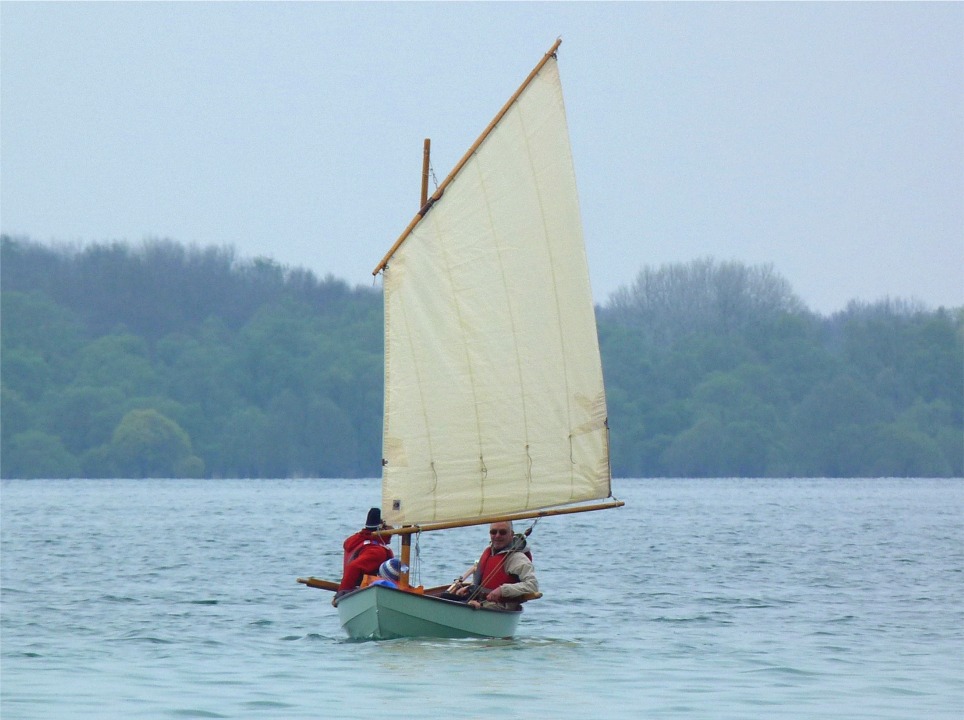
379, 53, 610, 526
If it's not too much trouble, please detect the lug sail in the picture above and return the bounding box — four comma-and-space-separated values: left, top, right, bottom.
377, 45, 611, 527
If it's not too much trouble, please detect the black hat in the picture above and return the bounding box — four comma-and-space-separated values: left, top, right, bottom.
365, 508, 382, 530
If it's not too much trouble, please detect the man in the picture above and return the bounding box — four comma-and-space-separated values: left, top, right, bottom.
336, 507, 393, 597
458, 520, 538, 610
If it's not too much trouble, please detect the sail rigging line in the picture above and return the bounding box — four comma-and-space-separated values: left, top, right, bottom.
526, 444, 533, 505
372, 38, 563, 277
411, 528, 423, 586
417, 145, 441, 218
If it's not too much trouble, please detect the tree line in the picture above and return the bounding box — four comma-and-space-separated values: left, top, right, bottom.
2, 236, 961, 479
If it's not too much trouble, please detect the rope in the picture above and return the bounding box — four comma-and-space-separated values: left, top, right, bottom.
412, 529, 422, 586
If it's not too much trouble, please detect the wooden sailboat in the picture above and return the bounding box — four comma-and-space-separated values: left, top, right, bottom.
299, 39, 622, 640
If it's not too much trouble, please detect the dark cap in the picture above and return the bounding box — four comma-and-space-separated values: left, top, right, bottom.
365, 507, 382, 530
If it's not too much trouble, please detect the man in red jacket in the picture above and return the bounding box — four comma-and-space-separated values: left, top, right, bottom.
336, 508, 393, 597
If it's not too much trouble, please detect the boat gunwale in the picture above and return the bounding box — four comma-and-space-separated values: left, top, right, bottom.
334, 584, 522, 614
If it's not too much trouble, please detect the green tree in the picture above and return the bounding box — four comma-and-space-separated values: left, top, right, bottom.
214, 407, 273, 478
45, 386, 125, 454
1, 385, 35, 442
3, 431, 80, 478
263, 391, 360, 477
2, 347, 51, 402
72, 335, 159, 396
0, 290, 85, 370
860, 423, 951, 477
786, 375, 890, 476
605, 258, 805, 346
109, 409, 203, 478
4, 238, 961, 479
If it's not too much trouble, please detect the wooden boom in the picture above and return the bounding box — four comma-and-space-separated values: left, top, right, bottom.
374, 499, 624, 538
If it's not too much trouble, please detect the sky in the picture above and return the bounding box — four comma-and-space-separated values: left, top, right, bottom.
2, 2, 962, 314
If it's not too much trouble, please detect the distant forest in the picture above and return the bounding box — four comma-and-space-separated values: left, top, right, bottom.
2, 235, 961, 479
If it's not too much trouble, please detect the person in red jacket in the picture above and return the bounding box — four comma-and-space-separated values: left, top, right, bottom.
336, 508, 393, 597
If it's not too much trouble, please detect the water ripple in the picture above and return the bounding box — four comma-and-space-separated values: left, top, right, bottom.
2, 477, 962, 719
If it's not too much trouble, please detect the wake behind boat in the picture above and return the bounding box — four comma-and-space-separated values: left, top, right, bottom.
299, 38, 622, 641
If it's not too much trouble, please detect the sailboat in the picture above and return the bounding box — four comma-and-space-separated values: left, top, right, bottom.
298, 39, 622, 640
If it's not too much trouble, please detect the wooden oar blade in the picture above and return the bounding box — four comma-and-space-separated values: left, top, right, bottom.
297, 576, 340, 592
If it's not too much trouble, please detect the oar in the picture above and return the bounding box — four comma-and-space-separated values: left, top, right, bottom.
445, 564, 477, 593
297, 577, 340, 592
467, 591, 542, 610
298, 576, 541, 603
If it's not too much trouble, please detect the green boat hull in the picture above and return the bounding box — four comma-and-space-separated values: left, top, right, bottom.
335, 585, 522, 640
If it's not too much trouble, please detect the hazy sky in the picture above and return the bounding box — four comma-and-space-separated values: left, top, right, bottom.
2, 2, 962, 314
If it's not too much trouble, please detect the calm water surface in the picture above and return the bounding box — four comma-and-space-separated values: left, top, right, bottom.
2, 478, 962, 718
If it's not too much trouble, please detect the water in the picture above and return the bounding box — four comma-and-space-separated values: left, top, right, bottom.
2, 478, 961, 719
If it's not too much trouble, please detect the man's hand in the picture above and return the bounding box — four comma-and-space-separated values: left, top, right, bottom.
486, 586, 504, 603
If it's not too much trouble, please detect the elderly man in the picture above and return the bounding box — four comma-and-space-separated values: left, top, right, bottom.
458, 520, 539, 610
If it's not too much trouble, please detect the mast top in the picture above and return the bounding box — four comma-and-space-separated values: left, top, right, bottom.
372, 38, 563, 277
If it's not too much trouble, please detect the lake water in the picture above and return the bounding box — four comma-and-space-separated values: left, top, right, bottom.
1, 478, 961, 719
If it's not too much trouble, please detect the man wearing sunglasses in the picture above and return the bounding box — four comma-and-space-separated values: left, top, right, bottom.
456, 521, 539, 610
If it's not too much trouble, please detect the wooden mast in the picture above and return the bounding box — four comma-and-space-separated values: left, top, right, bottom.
420, 138, 430, 208
397, 136, 432, 589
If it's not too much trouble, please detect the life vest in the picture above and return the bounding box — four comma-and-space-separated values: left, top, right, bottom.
365, 576, 398, 589
360, 574, 424, 594
475, 546, 533, 591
